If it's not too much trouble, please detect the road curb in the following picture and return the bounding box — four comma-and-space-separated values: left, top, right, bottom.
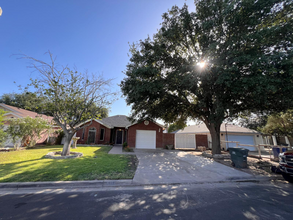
0, 175, 283, 190
0, 179, 133, 189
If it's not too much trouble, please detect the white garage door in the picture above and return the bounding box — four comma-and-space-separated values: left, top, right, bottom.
175, 134, 196, 149
226, 135, 256, 151
136, 130, 156, 149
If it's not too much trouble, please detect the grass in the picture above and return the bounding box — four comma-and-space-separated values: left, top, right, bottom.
0, 145, 138, 182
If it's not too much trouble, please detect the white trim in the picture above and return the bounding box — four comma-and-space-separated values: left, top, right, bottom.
115, 129, 124, 145
76, 119, 113, 129
100, 128, 105, 141
126, 120, 164, 129
3, 112, 22, 118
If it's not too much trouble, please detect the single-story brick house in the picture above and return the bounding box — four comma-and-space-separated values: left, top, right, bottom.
76, 115, 174, 149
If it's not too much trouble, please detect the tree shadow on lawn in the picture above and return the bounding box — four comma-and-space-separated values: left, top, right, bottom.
0, 145, 137, 182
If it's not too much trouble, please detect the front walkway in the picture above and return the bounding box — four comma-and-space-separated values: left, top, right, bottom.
108, 145, 135, 155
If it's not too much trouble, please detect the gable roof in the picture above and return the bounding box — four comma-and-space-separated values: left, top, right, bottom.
0, 103, 54, 122
100, 115, 133, 128
79, 115, 165, 129
126, 120, 164, 128
174, 123, 259, 134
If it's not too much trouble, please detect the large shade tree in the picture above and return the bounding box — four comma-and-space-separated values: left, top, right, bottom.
21, 52, 116, 156
121, 0, 293, 154
0, 92, 45, 114
0, 92, 109, 118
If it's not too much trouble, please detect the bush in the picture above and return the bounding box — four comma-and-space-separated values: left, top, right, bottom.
123, 142, 128, 149
0, 109, 7, 148
6, 117, 51, 148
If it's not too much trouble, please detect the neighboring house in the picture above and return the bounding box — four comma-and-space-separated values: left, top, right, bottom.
173, 123, 263, 151
0, 103, 55, 147
76, 115, 174, 149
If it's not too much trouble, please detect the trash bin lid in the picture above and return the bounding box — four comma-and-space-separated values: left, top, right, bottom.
229, 147, 249, 156
229, 147, 249, 152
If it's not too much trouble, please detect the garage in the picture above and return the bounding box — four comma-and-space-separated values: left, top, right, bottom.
226, 135, 255, 151
175, 134, 196, 149
136, 130, 156, 149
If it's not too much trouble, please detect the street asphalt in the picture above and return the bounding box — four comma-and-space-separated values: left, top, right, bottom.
0, 180, 292, 220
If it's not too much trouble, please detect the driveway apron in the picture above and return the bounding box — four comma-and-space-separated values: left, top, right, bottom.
133, 150, 252, 184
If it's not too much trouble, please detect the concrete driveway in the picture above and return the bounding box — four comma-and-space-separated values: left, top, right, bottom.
133, 149, 252, 184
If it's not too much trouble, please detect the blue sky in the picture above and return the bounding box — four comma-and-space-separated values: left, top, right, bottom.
0, 0, 195, 117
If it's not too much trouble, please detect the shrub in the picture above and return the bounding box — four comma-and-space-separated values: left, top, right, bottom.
6, 117, 51, 149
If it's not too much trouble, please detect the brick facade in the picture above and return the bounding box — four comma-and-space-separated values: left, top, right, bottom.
127, 121, 164, 148
76, 121, 111, 145
195, 134, 208, 148
76, 119, 176, 148
162, 133, 175, 147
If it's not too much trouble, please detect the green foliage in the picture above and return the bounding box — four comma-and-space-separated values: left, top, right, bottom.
238, 111, 268, 132
96, 107, 109, 119
0, 92, 49, 115
19, 51, 116, 156
0, 91, 110, 119
261, 110, 293, 137
6, 117, 51, 149
168, 121, 187, 133
122, 142, 128, 148
121, 0, 293, 154
0, 145, 137, 182
0, 109, 7, 147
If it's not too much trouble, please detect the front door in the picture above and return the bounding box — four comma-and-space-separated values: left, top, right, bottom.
88, 128, 96, 144
116, 130, 123, 145
196, 135, 208, 148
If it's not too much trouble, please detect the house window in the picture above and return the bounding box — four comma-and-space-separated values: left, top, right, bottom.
100, 128, 105, 141
81, 128, 85, 140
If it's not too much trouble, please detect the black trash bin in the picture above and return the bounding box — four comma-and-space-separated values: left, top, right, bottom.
229, 147, 249, 168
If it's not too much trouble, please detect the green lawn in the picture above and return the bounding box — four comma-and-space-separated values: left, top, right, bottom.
0, 145, 138, 182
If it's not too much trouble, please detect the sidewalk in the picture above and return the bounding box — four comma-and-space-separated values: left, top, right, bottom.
108, 145, 135, 155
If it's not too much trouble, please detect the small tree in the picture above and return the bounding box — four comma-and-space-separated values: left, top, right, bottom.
0, 109, 7, 148
6, 117, 51, 149
20, 52, 116, 156
261, 110, 293, 138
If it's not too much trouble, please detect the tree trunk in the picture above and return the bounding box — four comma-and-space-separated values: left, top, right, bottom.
208, 123, 222, 155
61, 133, 74, 156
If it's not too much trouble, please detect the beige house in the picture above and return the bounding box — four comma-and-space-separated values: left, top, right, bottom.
174, 123, 263, 151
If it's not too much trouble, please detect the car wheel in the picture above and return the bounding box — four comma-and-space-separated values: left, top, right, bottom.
282, 173, 293, 183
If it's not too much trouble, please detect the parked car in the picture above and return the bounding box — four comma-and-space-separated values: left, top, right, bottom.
279, 150, 293, 183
